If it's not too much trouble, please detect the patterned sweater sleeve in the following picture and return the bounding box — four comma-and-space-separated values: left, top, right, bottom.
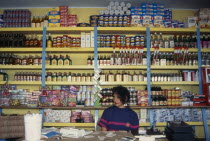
129, 111, 139, 129
98, 109, 109, 129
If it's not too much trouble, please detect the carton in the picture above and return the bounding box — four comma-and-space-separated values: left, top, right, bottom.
81, 32, 86, 48
184, 16, 198, 28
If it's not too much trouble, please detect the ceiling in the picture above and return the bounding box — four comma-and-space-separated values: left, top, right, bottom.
0, 0, 209, 9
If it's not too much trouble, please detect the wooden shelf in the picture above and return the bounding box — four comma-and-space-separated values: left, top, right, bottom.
150, 28, 196, 33
0, 48, 42, 52
200, 29, 210, 33
97, 27, 146, 34
0, 27, 43, 32
47, 27, 94, 32
0, 106, 209, 109
0, 65, 42, 69
100, 82, 147, 86
151, 81, 199, 85
201, 49, 210, 52
45, 82, 94, 85
46, 65, 94, 70
140, 122, 209, 127
151, 65, 198, 70
99, 65, 147, 69
0, 81, 41, 85
43, 123, 94, 127
46, 48, 94, 52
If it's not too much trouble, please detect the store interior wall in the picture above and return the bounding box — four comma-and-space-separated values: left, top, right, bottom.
0, 7, 207, 138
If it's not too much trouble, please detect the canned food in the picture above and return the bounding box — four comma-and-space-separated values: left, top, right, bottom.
90, 15, 98, 20
77, 23, 90, 27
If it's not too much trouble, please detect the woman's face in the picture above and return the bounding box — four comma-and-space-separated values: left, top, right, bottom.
113, 93, 124, 108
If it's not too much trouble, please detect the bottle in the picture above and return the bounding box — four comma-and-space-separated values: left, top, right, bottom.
67, 72, 72, 82
87, 55, 91, 65
150, 34, 154, 48
159, 33, 164, 48
52, 72, 57, 82
33, 35, 38, 47
133, 71, 138, 81
154, 32, 159, 47
35, 15, 41, 27
44, 14, 49, 27
108, 71, 114, 82
169, 35, 175, 48
57, 72, 62, 81
45, 55, 51, 66
29, 35, 34, 47
100, 71, 106, 82
47, 33, 53, 48
63, 72, 67, 81
40, 16, 44, 27
58, 55, 64, 66
207, 35, 210, 48
31, 15, 36, 28
163, 37, 169, 48
51, 55, 58, 65
115, 71, 122, 82
122, 71, 128, 82
64, 55, 71, 65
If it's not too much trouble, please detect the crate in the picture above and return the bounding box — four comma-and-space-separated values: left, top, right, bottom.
0, 115, 24, 139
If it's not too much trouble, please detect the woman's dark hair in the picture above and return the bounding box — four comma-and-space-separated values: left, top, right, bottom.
112, 85, 130, 104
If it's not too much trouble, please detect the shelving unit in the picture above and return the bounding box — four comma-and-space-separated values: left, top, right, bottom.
0, 26, 209, 140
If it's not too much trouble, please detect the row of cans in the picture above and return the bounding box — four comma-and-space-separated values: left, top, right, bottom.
90, 15, 131, 27
3, 9, 31, 18
97, 35, 145, 47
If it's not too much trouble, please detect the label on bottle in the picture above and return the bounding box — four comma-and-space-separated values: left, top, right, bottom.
47, 76, 52, 81
57, 76, 62, 81
31, 23, 36, 28
108, 75, 114, 82
86, 76, 90, 82
58, 60, 63, 66
203, 41, 208, 48
46, 60, 50, 65
52, 76, 57, 82
133, 75, 138, 81
63, 76, 67, 81
33, 75, 36, 81
164, 41, 169, 48
100, 75, 106, 82
36, 23, 41, 28
52, 60, 57, 65
77, 77, 81, 82
0, 74, 3, 81
123, 75, 128, 82
34, 59, 39, 65
116, 74, 122, 81
47, 41, 52, 48
170, 41, 175, 48
67, 76, 72, 82
138, 75, 143, 81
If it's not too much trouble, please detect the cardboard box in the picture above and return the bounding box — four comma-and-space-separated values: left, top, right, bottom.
81, 32, 86, 48
49, 7, 60, 12
49, 15, 60, 20
184, 16, 198, 28
86, 32, 91, 48
90, 31, 94, 48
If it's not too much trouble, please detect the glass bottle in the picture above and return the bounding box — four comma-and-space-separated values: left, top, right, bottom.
47, 33, 53, 48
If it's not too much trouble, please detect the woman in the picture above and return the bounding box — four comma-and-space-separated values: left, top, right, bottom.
98, 85, 139, 135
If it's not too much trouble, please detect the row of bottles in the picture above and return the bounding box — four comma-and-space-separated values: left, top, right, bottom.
100, 71, 145, 82
150, 33, 197, 48
151, 73, 183, 82
31, 15, 49, 28
151, 52, 198, 66
88, 49, 147, 66
0, 54, 42, 65
150, 87, 167, 106
46, 72, 94, 82
46, 55, 72, 65
46, 33, 81, 48
151, 33, 210, 48
14, 72, 42, 81
202, 53, 210, 66
0, 33, 43, 48
0, 70, 8, 81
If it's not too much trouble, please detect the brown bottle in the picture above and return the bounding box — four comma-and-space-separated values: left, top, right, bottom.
25, 36, 29, 47
31, 15, 36, 28
29, 35, 34, 47
58, 55, 64, 66
27, 55, 33, 65
33, 35, 38, 47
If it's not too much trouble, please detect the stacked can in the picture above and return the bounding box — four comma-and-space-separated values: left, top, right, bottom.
97, 35, 145, 48
0, 14, 3, 27
52, 35, 81, 47
90, 15, 98, 27
60, 6, 68, 27
3, 9, 31, 27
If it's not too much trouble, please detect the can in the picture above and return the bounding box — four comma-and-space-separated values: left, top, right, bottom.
77, 23, 90, 27
120, 35, 126, 47
116, 35, 121, 47
97, 35, 101, 47
111, 35, 116, 47
90, 15, 99, 20
125, 37, 130, 47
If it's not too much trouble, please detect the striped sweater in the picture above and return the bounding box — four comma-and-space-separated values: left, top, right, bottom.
98, 106, 139, 131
